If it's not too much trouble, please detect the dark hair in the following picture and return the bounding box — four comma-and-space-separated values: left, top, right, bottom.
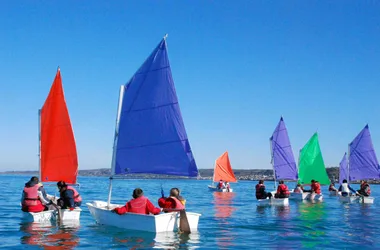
279, 180, 284, 184
343, 179, 347, 183
57, 181, 67, 188
31, 176, 39, 182
132, 188, 144, 199
311, 179, 315, 183
259, 180, 264, 184
170, 188, 180, 197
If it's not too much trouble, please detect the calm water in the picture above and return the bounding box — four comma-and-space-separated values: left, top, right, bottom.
0, 175, 379, 249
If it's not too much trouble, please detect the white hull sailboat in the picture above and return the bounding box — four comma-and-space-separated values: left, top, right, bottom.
22, 68, 81, 222
208, 152, 237, 193
289, 192, 323, 201
259, 117, 297, 206
87, 35, 201, 233
87, 201, 200, 233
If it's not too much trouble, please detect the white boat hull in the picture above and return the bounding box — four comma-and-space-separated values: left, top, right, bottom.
22, 208, 82, 223
87, 201, 201, 233
208, 185, 233, 193
338, 194, 358, 203
257, 198, 289, 206
358, 196, 375, 204
289, 192, 323, 201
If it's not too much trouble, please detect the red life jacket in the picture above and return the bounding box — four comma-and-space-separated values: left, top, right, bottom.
361, 183, 371, 195
255, 184, 265, 198
127, 196, 148, 214
168, 197, 185, 210
218, 181, 224, 188
22, 185, 42, 207
312, 182, 321, 194
67, 186, 82, 203
277, 184, 290, 195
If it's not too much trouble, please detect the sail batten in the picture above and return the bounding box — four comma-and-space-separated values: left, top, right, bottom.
270, 117, 298, 180
298, 133, 330, 185
40, 69, 78, 184
114, 37, 198, 177
213, 152, 237, 183
348, 125, 380, 181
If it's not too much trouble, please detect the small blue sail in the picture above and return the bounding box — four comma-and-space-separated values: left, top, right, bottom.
114, 37, 198, 177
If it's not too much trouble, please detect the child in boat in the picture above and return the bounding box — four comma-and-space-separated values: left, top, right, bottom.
357, 180, 371, 197
113, 188, 162, 215
293, 183, 304, 193
275, 180, 290, 198
217, 180, 225, 190
329, 181, 338, 192
338, 179, 357, 197
57, 181, 82, 210
225, 182, 231, 192
255, 180, 272, 199
158, 188, 186, 211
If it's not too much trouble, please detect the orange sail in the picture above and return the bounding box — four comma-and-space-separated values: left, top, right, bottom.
213, 151, 237, 183
40, 68, 78, 184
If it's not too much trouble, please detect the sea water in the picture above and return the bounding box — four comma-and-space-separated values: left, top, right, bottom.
0, 175, 379, 249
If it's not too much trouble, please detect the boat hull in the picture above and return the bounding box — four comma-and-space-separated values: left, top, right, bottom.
338, 194, 358, 203
257, 198, 289, 206
208, 185, 233, 193
358, 196, 374, 204
289, 192, 323, 201
86, 201, 201, 233
22, 208, 82, 223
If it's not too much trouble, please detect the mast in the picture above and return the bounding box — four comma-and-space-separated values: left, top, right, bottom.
212, 160, 216, 185
270, 137, 277, 189
38, 109, 41, 181
347, 144, 350, 185
107, 85, 125, 208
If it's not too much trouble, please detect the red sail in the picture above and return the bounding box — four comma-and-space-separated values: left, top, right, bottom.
213, 151, 237, 183
40, 69, 78, 184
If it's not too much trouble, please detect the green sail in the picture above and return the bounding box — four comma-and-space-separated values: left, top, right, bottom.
298, 133, 330, 185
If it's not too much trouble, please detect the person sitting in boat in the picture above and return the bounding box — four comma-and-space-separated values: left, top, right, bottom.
293, 183, 304, 193
21, 176, 53, 212
113, 188, 162, 215
225, 181, 231, 192
328, 181, 338, 192
158, 187, 186, 211
338, 179, 357, 197
304, 180, 321, 194
275, 180, 290, 198
255, 180, 272, 199
217, 180, 225, 190
357, 180, 371, 197
57, 181, 82, 210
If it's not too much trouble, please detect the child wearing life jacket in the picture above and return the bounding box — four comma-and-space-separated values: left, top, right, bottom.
158, 188, 186, 211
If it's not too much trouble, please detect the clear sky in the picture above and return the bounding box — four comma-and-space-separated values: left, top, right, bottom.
1, 1, 380, 171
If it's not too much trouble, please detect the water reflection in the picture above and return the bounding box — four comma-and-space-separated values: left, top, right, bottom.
20, 221, 80, 249
213, 192, 236, 219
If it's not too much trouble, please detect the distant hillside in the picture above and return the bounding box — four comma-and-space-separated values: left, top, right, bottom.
0, 167, 341, 181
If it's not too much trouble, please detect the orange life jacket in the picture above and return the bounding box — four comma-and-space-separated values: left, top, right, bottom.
67, 186, 82, 203
22, 185, 42, 207
168, 196, 185, 210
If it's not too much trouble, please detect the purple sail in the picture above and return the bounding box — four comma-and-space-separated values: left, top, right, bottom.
339, 153, 348, 184
270, 117, 298, 180
349, 125, 380, 181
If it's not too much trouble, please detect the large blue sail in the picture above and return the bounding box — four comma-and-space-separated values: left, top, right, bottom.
114, 37, 198, 177
270, 117, 298, 180
349, 125, 380, 181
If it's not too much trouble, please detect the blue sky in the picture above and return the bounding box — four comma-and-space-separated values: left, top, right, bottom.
1, 1, 380, 171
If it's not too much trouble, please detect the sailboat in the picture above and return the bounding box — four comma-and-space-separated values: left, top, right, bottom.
86, 35, 201, 233
290, 132, 330, 201
23, 68, 81, 222
347, 125, 380, 204
337, 153, 359, 202
208, 151, 237, 192
257, 117, 295, 206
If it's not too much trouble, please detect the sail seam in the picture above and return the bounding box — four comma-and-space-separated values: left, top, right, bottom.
127, 102, 179, 113
117, 138, 188, 150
